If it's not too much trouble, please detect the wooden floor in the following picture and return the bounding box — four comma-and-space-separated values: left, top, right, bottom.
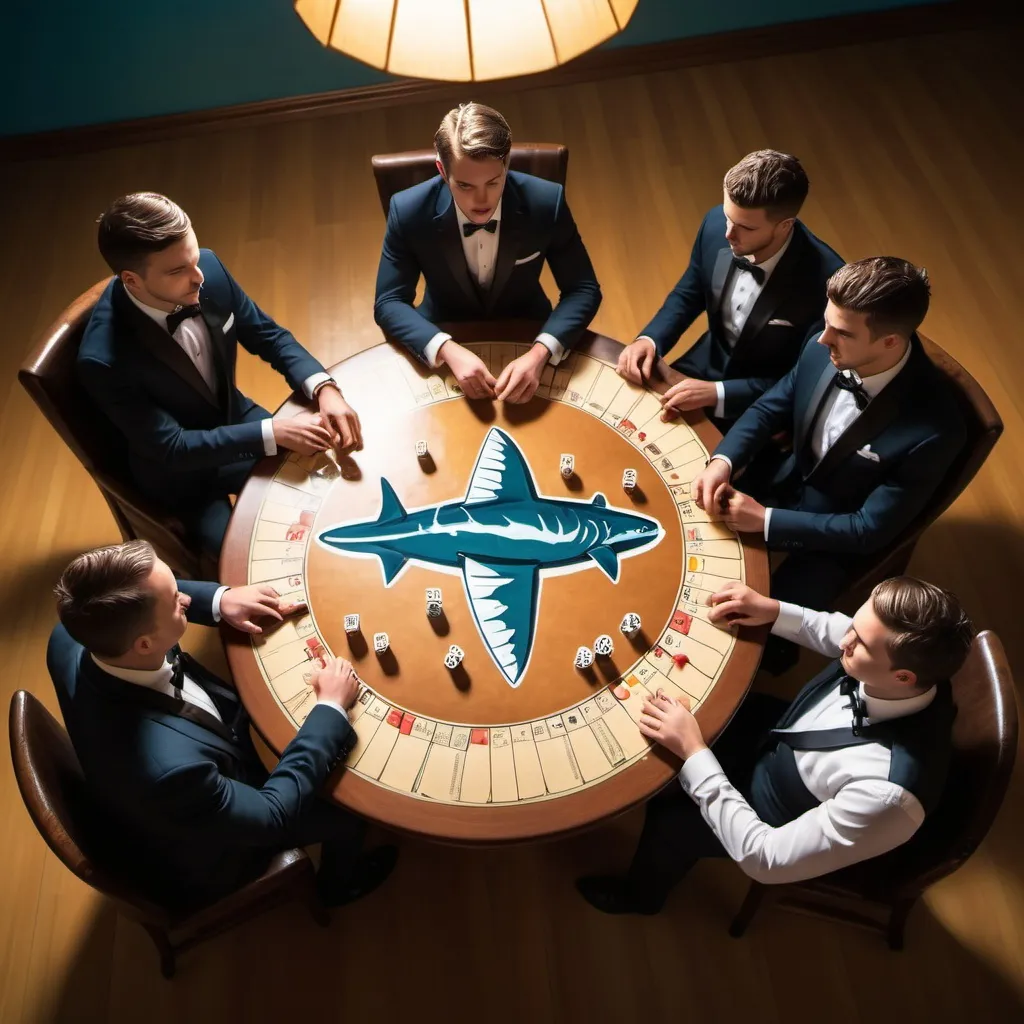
2, 23, 1024, 1023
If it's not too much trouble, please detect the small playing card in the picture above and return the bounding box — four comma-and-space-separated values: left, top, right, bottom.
594, 634, 614, 657
622, 468, 638, 491
619, 612, 642, 636
373, 632, 389, 654
559, 453, 575, 478
574, 646, 594, 669
343, 613, 360, 633
415, 440, 428, 457
444, 644, 464, 669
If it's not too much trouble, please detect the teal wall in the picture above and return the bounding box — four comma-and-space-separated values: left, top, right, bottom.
0, 0, 942, 136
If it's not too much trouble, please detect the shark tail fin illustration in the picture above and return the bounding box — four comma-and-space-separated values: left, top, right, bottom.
376, 478, 408, 524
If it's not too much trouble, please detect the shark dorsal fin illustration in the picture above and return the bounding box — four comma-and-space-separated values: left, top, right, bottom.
464, 428, 538, 506
591, 492, 608, 507
461, 556, 540, 687
377, 478, 407, 523
587, 544, 620, 582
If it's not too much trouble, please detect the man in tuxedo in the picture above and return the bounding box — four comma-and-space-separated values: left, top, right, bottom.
691, 257, 965, 616
374, 102, 601, 404
577, 575, 974, 913
78, 192, 363, 555
49, 540, 396, 909
618, 150, 843, 426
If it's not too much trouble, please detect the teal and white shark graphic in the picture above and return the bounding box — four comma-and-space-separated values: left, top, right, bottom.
316, 428, 664, 688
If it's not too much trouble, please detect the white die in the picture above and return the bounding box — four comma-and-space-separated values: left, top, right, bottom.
619, 612, 642, 637
622, 468, 638, 491
444, 644, 464, 669
415, 440, 428, 457
343, 613, 360, 634
574, 646, 594, 669
594, 634, 614, 657
373, 632, 390, 654
559, 453, 575, 478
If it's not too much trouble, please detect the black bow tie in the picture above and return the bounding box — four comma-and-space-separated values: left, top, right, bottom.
463, 219, 498, 238
730, 256, 765, 285
833, 369, 871, 411
166, 303, 203, 335
168, 651, 185, 699
839, 674, 868, 733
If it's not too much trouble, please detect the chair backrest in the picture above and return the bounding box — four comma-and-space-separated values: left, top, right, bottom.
845, 333, 1003, 596
371, 143, 569, 215
8, 690, 169, 923
851, 631, 1018, 896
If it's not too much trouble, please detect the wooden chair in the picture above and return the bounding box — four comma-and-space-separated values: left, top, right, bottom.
728, 630, 1018, 949
9, 690, 328, 979
371, 143, 569, 215
838, 333, 1003, 610
18, 281, 215, 579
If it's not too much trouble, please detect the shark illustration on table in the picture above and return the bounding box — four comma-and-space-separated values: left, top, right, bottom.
316, 427, 664, 687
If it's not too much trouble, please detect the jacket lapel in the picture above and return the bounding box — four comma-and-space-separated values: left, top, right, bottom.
197, 295, 234, 416
486, 176, 526, 310
113, 280, 220, 409
434, 185, 482, 309
733, 227, 807, 350
796, 356, 836, 466
709, 248, 734, 317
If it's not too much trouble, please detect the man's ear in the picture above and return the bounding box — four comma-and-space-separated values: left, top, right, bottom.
435, 157, 447, 182
120, 269, 141, 291
776, 215, 796, 236
894, 668, 918, 688
133, 633, 155, 657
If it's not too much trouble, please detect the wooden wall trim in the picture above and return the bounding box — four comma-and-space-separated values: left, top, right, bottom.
0, 0, 1002, 161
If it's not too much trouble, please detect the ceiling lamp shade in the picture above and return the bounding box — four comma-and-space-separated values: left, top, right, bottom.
294, 0, 641, 82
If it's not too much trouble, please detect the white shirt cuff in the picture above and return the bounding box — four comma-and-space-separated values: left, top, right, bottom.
315, 699, 349, 720
677, 747, 725, 794
535, 332, 566, 365
211, 586, 229, 622
423, 332, 453, 369
711, 454, 733, 471
302, 372, 333, 400
770, 601, 805, 640
763, 506, 773, 541
714, 381, 726, 419
261, 418, 277, 457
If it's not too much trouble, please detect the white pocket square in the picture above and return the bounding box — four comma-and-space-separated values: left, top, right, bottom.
767, 318, 794, 327
514, 251, 541, 266
223, 312, 235, 332
856, 445, 881, 462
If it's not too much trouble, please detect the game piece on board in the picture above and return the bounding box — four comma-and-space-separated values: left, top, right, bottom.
373, 632, 390, 654
673, 653, 689, 669
612, 683, 631, 701
425, 587, 443, 618
622, 468, 637, 492
560, 453, 575, 479
444, 644, 465, 669
415, 440, 428, 458
574, 646, 594, 669
343, 613, 360, 633
619, 612, 642, 638
594, 634, 614, 657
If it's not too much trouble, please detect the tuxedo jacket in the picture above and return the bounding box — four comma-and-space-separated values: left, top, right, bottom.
373, 170, 602, 361
716, 333, 966, 555
48, 580, 355, 906
640, 206, 843, 418
77, 250, 325, 506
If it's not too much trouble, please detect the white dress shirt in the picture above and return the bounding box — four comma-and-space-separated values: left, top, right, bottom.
712, 339, 912, 539
125, 288, 334, 458
678, 602, 935, 884
422, 197, 566, 370
638, 233, 793, 419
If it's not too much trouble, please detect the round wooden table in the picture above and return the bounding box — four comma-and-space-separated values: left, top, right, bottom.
221, 323, 769, 843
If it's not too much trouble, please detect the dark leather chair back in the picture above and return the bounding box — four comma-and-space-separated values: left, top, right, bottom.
9, 689, 170, 924
19, 283, 207, 577
371, 143, 569, 215
835, 630, 1018, 897
842, 333, 1002, 604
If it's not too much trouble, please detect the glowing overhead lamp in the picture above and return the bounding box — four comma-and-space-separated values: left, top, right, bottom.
294, 0, 641, 82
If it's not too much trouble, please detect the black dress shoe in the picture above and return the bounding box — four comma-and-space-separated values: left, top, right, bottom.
317, 845, 398, 908
575, 876, 663, 916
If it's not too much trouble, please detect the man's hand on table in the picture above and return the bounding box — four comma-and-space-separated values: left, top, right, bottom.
717, 487, 767, 534
638, 690, 707, 761
220, 584, 307, 635
439, 340, 497, 400
495, 343, 548, 404
616, 337, 656, 384
659, 377, 717, 421
316, 384, 363, 453
308, 656, 361, 710
707, 582, 780, 630
691, 458, 732, 513
273, 411, 334, 456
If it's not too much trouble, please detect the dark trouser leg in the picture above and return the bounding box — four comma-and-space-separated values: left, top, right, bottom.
278, 799, 368, 884
625, 694, 788, 904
